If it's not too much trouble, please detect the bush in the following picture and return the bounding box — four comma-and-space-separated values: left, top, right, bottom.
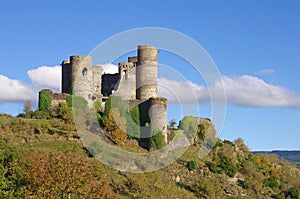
103, 96, 126, 118
197, 124, 206, 139
186, 160, 197, 171
218, 155, 237, 177
32, 110, 51, 120
285, 187, 299, 199
150, 131, 166, 149
126, 106, 140, 139
94, 100, 102, 112
237, 178, 252, 189
265, 176, 278, 189
271, 193, 285, 199
66, 95, 87, 109
0, 137, 24, 198
191, 178, 222, 198
104, 108, 127, 144
39, 91, 51, 111
22, 151, 115, 198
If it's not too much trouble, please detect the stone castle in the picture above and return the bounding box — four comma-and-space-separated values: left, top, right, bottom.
39, 45, 168, 142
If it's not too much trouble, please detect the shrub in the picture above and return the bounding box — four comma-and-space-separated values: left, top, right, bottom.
96, 112, 104, 127
103, 96, 126, 118
265, 176, 278, 189
104, 108, 127, 144
32, 110, 51, 120
271, 193, 285, 199
94, 100, 102, 112
66, 95, 87, 109
237, 178, 252, 189
22, 151, 115, 198
0, 137, 24, 198
285, 187, 299, 199
186, 160, 197, 171
197, 124, 206, 139
206, 162, 222, 174
150, 131, 166, 149
218, 155, 237, 177
39, 91, 51, 111
191, 178, 222, 198
127, 106, 140, 139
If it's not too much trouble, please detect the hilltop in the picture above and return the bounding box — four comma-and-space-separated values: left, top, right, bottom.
0, 102, 299, 199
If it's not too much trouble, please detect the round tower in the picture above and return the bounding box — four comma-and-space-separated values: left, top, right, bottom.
70, 55, 93, 103
136, 45, 158, 100
149, 98, 168, 143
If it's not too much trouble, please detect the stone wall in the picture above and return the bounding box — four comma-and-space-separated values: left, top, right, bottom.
113, 62, 136, 100
39, 89, 69, 108
92, 66, 103, 101
58, 45, 167, 142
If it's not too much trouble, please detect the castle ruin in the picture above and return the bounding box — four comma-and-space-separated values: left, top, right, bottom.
39, 45, 168, 143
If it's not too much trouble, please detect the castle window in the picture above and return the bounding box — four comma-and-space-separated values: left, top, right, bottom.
82, 67, 88, 76
124, 70, 128, 80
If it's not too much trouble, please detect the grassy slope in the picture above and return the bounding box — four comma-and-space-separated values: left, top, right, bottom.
1, 116, 300, 198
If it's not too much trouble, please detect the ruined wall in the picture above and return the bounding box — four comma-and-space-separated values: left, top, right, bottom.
39, 89, 69, 108
113, 61, 136, 100
93, 66, 103, 101
70, 55, 93, 105
101, 73, 119, 97
62, 60, 72, 94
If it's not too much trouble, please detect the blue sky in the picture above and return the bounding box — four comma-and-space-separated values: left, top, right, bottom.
0, 0, 299, 150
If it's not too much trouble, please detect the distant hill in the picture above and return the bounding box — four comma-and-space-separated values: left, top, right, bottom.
253, 150, 300, 164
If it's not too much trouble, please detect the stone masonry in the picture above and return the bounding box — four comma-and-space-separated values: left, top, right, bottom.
39, 45, 168, 143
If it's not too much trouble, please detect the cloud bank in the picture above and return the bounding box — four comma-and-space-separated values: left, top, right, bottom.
158, 75, 300, 108
1, 64, 300, 108
0, 66, 61, 104
0, 75, 36, 103
27, 66, 61, 90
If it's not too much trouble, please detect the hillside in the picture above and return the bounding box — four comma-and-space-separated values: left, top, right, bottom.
253, 151, 300, 165
0, 106, 300, 198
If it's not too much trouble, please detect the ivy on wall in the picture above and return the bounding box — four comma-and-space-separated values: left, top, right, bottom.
39, 91, 52, 111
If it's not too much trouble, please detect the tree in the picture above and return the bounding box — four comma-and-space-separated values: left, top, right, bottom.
23, 100, 32, 118
104, 108, 127, 144
169, 119, 177, 129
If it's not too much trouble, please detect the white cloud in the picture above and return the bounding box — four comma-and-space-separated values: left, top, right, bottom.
158, 75, 300, 108
158, 78, 209, 104
98, 63, 118, 74
215, 75, 300, 107
27, 66, 61, 91
0, 75, 36, 103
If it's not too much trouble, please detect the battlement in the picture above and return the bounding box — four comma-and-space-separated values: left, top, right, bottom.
118, 62, 135, 70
